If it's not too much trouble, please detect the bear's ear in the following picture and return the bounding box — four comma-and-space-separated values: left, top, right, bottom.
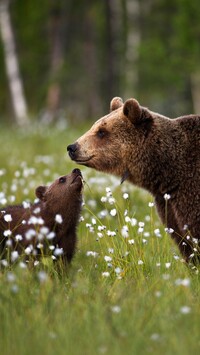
35, 186, 47, 201
123, 98, 142, 124
110, 97, 123, 112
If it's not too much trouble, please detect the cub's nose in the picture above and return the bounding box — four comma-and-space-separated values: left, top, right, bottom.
72, 168, 81, 176
67, 143, 77, 160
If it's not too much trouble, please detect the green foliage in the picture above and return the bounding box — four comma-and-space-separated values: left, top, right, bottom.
0, 125, 199, 354
0, 0, 200, 120
138, 0, 200, 115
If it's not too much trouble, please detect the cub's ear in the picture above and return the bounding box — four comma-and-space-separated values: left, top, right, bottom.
110, 97, 123, 112
35, 186, 47, 201
123, 99, 142, 124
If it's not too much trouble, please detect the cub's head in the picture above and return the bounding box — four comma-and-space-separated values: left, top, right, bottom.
67, 97, 154, 182
35, 169, 83, 216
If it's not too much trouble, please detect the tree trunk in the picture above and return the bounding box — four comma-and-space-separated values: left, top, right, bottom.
45, 3, 64, 123
0, 0, 29, 125
104, 0, 122, 101
124, 0, 140, 98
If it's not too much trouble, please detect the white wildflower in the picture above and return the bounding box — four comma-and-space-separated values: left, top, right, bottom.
6, 239, 12, 247
148, 202, 155, 207
47, 231, 56, 240
22, 201, 31, 209
180, 306, 191, 314
25, 245, 33, 255
102, 272, 110, 277
3, 230, 12, 237
100, 196, 107, 203
123, 192, 129, 200
6, 272, 16, 282
104, 255, 112, 262
19, 261, 27, 269
130, 218, 137, 226
11, 251, 19, 262
154, 228, 162, 237
33, 207, 41, 214
108, 197, 115, 205
138, 227, 144, 233
150, 333, 160, 341
86, 251, 99, 258
128, 239, 135, 245
49, 245, 55, 250
139, 221, 145, 227
144, 232, 150, 237
37, 243, 43, 249
54, 247, 63, 256
98, 225, 106, 231
175, 278, 190, 287
40, 226, 49, 235
142, 238, 148, 244
138, 260, 144, 265
111, 305, 121, 313
115, 267, 122, 274
107, 230, 116, 237
106, 187, 112, 196
91, 218, 96, 225
125, 216, 131, 223
25, 229, 36, 240
155, 291, 162, 298
121, 225, 129, 238
38, 271, 48, 283
165, 227, 174, 234
15, 234, 23, 242
4, 214, 12, 222
164, 193, 171, 200
165, 262, 171, 269
34, 260, 40, 267
55, 214, 63, 224
110, 208, 117, 216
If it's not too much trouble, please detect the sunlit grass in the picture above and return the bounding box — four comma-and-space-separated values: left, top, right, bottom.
0, 123, 200, 355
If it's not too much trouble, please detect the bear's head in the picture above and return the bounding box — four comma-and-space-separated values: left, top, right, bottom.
35, 169, 83, 217
67, 97, 169, 186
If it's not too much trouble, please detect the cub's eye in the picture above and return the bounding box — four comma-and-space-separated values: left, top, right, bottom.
59, 177, 66, 184
97, 129, 106, 139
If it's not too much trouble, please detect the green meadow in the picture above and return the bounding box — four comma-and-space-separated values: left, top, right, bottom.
0, 123, 199, 355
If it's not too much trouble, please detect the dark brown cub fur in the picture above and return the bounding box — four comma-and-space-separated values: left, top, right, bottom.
0, 169, 83, 264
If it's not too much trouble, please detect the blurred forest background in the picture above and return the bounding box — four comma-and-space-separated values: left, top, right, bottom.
0, 0, 200, 125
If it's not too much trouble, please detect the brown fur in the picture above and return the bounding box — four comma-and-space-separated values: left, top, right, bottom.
67, 97, 200, 262
0, 169, 83, 264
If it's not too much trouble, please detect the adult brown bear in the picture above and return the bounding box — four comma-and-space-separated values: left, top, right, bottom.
67, 97, 200, 262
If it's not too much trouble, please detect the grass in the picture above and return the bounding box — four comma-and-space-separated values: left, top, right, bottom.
0, 122, 200, 355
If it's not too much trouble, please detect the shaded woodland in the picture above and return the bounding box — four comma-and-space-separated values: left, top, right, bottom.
0, 0, 200, 124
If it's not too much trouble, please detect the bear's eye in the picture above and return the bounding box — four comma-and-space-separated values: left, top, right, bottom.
97, 129, 106, 139
59, 177, 66, 184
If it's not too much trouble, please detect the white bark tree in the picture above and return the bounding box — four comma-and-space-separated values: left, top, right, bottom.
0, 0, 29, 125
124, 0, 141, 98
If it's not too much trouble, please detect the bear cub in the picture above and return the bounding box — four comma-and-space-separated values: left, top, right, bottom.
0, 168, 83, 264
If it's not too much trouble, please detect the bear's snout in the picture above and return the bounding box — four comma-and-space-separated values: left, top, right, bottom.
72, 168, 82, 176
67, 143, 78, 160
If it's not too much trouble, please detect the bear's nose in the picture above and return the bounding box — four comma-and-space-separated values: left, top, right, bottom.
67, 143, 77, 159
72, 168, 81, 175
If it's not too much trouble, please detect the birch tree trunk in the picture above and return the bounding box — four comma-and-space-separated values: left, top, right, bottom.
124, 0, 140, 98
0, 0, 29, 125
